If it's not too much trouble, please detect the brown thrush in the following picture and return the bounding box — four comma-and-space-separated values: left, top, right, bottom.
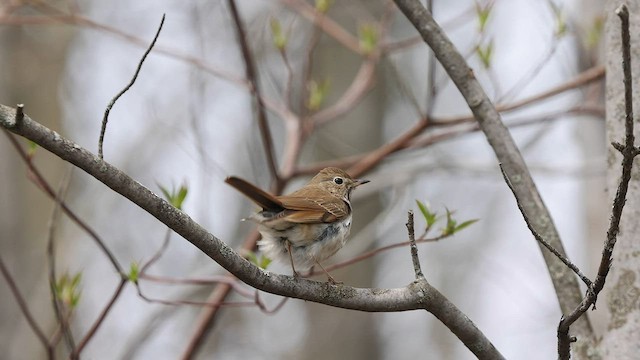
225, 167, 369, 282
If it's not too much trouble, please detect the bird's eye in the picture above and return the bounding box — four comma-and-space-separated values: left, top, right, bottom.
333, 177, 344, 185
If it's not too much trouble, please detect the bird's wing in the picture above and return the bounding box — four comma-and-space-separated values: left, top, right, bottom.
277, 189, 348, 223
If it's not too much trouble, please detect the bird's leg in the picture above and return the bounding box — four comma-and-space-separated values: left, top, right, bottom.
314, 258, 341, 284
287, 241, 300, 278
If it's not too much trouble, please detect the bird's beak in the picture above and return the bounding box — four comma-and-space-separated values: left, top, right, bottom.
354, 179, 370, 187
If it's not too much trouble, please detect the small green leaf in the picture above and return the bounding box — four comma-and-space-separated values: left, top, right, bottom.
128, 262, 140, 283
358, 23, 378, 55
476, 40, 493, 69
441, 208, 457, 236
245, 251, 258, 266
244, 251, 272, 270
270, 18, 288, 51
27, 141, 38, 157
416, 200, 437, 227
315, 0, 333, 13
259, 255, 272, 270
174, 185, 188, 210
55, 272, 82, 309
307, 78, 330, 111
586, 16, 603, 49
549, 2, 567, 37
158, 182, 189, 210
454, 219, 479, 233
476, 3, 493, 32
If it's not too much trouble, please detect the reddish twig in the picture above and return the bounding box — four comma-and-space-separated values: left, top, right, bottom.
0, 256, 52, 357
71, 279, 127, 359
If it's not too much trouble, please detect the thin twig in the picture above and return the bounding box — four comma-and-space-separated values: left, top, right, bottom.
140, 228, 172, 274
557, 5, 639, 359
279, 0, 362, 54
394, 2, 591, 335
406, 211, 424, 280
71, 279, 127, 359
227, 0, 279, 183
315, 233, 447, 275
3, 131, 124, 273
0, 256, 52, 355
46, 166, 76, 354
499, 165, 591, 287
139, 273, 255, 299
98, 14, 165, 159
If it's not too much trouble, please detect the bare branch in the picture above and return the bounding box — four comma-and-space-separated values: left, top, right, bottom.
72, 279, 127, 359
2, 131, 124, 273
558, 5, 639, 358
98, 14, 165, 159
0, 105, 504, 360
47, 166, 76, 354
0, 257, 51, 356
499, 165, 592, 287
406, 211, 425, 280
392, 1, 593, 341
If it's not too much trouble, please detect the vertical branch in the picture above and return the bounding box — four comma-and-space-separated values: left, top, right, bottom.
557, 5, 640, 359
47, 167, 76, 354
227, 0, 280, 183
406, 211, 425, 280
98, 14, 165, 159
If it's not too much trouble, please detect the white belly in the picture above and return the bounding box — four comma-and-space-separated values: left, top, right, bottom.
257, 215, 352, 269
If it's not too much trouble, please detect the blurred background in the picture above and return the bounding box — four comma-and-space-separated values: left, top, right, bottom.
0, 0, 608, 359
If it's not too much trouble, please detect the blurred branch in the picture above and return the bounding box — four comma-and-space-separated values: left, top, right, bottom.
393, 0, 594, 344
0, 256, 52, 357
280, 0, 362, 54
311, 58, 378, 126
0, 4, 247, 86
295, 63, 604, 177
0, 105, 504, 360
2, 131, 124, 273
46, 166, 76, 355
228, 0, 280, 183
71, 279, 127, 359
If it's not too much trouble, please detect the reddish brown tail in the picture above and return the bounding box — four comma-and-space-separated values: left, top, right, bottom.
225, 176, 284, 211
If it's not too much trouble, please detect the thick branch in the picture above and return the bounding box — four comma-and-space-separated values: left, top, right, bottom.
0, 105, 503, 359
392, 0, 593, 342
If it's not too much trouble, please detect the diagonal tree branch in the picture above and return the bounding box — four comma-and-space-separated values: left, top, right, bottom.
392, 0, 595, 350
0, 104, 504, 360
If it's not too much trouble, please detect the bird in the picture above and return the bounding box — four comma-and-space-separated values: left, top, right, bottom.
225, 167, 369, 283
